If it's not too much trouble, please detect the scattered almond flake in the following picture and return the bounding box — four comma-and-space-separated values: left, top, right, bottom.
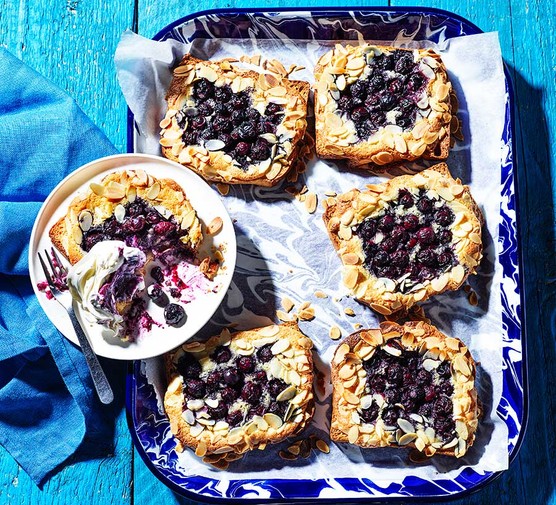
468, 291, 478, 306
324, 190, 337, 197
353, 323, 363, 330
216, 183, 229, 196
207, 216, 223, 235
297, 307, 315, 321
329, 326, 342, 340
314, 290, 328, 299
304, 192, 318, 213
315, 439, 330, 454
281, 296, 295, 313
298, 301, 311, 311
277, 310, 293, 322
344, 308, 355, 317
279, 450, 298, 461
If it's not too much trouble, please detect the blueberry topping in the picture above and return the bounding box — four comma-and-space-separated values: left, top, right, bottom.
178, 78, 285, 170
334, 49, 429, 140
147, 284, 168, 307
353, 188, 458, 289
164, 303, 186, 327
81, 197, 195, 267
360, 347, 456, 441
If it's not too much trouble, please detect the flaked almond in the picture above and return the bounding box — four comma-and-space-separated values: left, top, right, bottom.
207, 216, 223, 235
329, 326, 342, 340
305, 192, 317, 214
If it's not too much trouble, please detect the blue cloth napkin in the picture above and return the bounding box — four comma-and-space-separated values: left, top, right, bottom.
0, 48, 119, 485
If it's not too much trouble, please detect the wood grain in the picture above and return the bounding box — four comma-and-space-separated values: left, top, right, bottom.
1, 0, 555, 504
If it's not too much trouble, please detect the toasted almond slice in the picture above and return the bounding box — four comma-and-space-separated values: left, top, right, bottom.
329, 326, 342, 340
207, 216, 223, 235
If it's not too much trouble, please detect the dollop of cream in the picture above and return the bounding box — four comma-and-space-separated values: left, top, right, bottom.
68, 240, 145, 337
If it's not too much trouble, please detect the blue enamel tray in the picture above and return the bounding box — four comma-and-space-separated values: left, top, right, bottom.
126, 7, 527, 502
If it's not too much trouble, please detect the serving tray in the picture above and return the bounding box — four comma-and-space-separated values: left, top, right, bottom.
126, 7, 527, 502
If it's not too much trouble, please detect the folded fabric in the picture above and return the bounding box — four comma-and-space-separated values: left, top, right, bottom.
0, 48, 119, 485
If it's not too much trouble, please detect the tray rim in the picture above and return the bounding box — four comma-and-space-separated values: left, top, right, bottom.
125, 5, 528, 503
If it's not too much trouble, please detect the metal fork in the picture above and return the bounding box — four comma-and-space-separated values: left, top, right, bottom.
38, 249, 114, 405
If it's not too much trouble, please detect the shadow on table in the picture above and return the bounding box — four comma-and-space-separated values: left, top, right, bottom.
446, 65, 556, 504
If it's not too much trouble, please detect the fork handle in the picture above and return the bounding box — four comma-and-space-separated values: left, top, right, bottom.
68, 308, 114, 405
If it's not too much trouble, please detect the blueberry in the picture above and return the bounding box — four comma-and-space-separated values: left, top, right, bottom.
436, 207, 454, 226
212, 116, 232, 132
185, 379, 206, 399
394, 53, 414, 74
268, 378, 287, 399
241, 382, 261, 404
351, 106, 369, 122
191, 116, 206, 129
164, 303, 186, 327
150, 266, 164, 284
237, 356, 255, 373
250, 138, 271, 161
398, 189, 414, 208
267, 401, 287, 418
235, 142, 250, 157
437, 229, 453, 244
238, 122, 257, 140
337, 96, 352, 111
368, 74, 385, 92
177, 354, 201, 379
182, 131, 198, 145
226, 410, 243, 427
221, 386, 239, 403
403, 214, 420, 231
379, 214, 395, 232
388, 78, 404, 95
206, 371, 224, 392
154, 221, 175, 236
360, 403, 380, 423
372, 250, 389, 267
418, 248, 438, 267
212, 345, 232, 364
407, 72, 425, 91
391, 250, 409, 268
193, 78, 214, 101
123, 216, 146, 233
417, 227, 436, 245
265, 102, 282, 115
349, 80, 367, 99
223, 368, 241, 386
147, 284, 168, 306
257, 344, 274, 363
215, 86, 232, 102
207, 403, 228, 420
381, 237, 398, 253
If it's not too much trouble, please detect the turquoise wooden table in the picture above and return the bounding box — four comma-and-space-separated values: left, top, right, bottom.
1, 0, 555, 504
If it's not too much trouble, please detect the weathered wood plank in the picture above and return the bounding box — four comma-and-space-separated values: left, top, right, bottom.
391, 2, 556, 505
0, 0, 134, 153
0, 0, 135, 503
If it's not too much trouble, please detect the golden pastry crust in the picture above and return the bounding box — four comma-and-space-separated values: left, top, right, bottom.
322, 163, 483, 315
330, 321, 479, 458
49, 169, 203, 265
314, 44, 452, 168
160, 54, 310, 186
164, 323, 315, 462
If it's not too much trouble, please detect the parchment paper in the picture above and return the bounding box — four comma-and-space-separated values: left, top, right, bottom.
115, 29, 509, 483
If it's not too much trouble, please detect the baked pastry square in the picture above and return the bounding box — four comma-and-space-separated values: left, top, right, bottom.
164, 323, 315, 468
160, 54, 310, 186
323, 163, 483, 315
49, 169, 203, 265
330, 321, 479, 458
314, 44, 453, 168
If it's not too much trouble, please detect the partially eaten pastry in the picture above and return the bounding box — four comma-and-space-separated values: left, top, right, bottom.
160, 54, 310, 186
314, 44, 453, 168
330, 321, 479, 458
49, 170, 203, 265
67, 240, 148, 341
323, 163, 483, 315
164, 323, 315, 468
